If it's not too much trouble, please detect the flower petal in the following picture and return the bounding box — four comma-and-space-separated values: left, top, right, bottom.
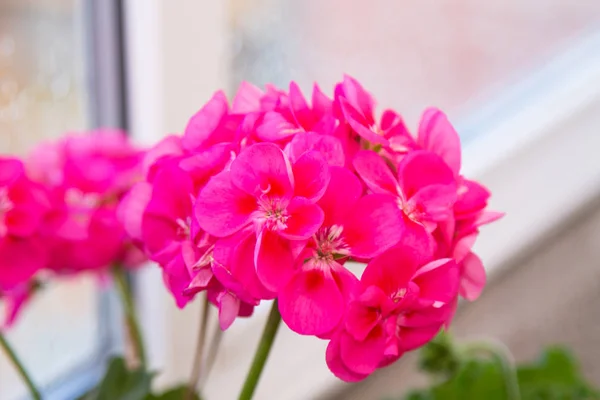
230, 143, 294, 199
361, 247, 419, 297
182, 90, 230, 151
417, 108, 461, 176
287, 132, 345, 167
460, 252, 486, 301
340, 325, 386, 375
343, 194, 404, 258
279, 265, 345, 335
280, 198, 324, 240
255, 229, 295, 291
326, 334, 370, 382
353, 150, 398, 195
195, 171, 256, 237
413, 258, 459, 305
232, 81, 263, 114
397, 150, 455, 199
217, 291, 241, 330
318, 167, 363, 227
291, 151, 330, 202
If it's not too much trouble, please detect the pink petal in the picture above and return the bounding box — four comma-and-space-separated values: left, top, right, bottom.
195, 171, 256, 237
326, 335, 370, 382
460, 252, 486, 301
217, 291, 241, 330
279, 265, 345, 335
417, 108, 461, 176
0, 237, 46, 290
397, 150, 455, 199
408, 183, 457, 222
311, 84, 333, 118
352, 150, 398, 195
117, 182, 152, 240
255, 229, 295, 292
318, 167, 363, 227
2, 284, 32, 328
161, 256, 193, 309
287, 132, 345, 167
291, 151, 330, 202
289, 81, 312, 128
453, 233, 478, 263
144, 165, 193, 221
413, 258, 459, 304
230, 143, 294, 199
232, 81, 263, 113
345, 288, 386, 341
142, 135, 183, 179
399, 301, 455, 329
361, 247, 419, 297
343, 194, 404, 258
337, 75, 376, 125
454, 179, 490, 217
178, 143, 234, 188
280, 198, 324, 240
213, 231, 275, 301
339, 98, 388, 146
256, 111, 301, 142
0, 158, 23, 186
398, 325, 442, 352
182, 91, 230, 152
340, 326, 386, 375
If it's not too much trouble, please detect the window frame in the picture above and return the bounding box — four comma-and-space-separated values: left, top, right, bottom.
38, 0, 128, 398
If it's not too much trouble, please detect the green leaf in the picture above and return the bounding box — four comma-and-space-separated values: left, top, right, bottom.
403, 346, 600, 400
84, 357, 153, 400
147, 385, 202, 400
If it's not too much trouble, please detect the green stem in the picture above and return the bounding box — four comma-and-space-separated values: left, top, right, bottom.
0, 331, 41, 400
462, 340, 521, 400
238, 300, 282, 400
186, 294, 210, 400
113, 267, 147, 369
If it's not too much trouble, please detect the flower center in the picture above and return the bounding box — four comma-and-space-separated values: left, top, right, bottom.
0, 187, 14, 236
257, 197, 289, 231
175, 217, 192, 239
314, 225, 349, 260
65, 188, 101, 208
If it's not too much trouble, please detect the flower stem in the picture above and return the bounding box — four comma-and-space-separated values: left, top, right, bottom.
186, 294, 210, 400
238, 300, 282, 400
113, 267, 147, 369
0, 331, 41, 400
461, 340, 521, 400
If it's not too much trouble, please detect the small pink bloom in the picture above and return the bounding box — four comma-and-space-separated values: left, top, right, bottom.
326, 245, 459, 381
196, 143, 328, 292
279, 167, 405, 336
353, 149, 457, 238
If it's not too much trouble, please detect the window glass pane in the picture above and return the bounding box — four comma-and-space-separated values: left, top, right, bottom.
0, 1, 100, 399
231, 0, 600, 126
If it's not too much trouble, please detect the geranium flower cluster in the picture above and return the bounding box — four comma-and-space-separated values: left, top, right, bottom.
121, 76, 501, 381
0, 130, 145, 326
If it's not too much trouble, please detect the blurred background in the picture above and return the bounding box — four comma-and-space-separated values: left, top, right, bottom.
2, 0, 600, 399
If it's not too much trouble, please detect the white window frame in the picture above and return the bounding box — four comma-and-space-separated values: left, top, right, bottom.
124, 2, 600, 398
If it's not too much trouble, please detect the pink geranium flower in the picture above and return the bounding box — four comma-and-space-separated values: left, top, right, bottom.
326, 244, 459, 381
353, 149, 457, 239
196, 142, 328, 292
279, 166, 406, 336
26, 130, 145, 274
